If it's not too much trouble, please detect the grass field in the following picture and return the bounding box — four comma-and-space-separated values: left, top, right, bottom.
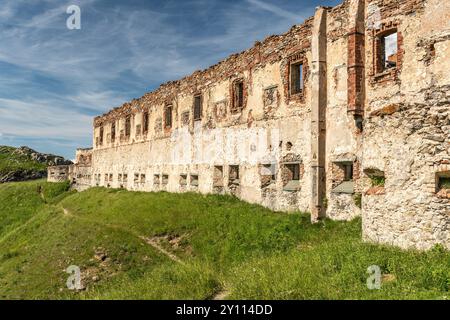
0, 180, 448, 300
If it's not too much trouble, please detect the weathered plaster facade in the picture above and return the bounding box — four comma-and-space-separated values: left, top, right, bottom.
50, 0, 449, 250
47, 165, 71, 183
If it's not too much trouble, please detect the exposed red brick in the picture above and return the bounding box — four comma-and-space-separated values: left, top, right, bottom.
369, 103, 401, 117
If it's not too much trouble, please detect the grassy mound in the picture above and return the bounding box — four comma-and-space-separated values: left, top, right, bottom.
0, 180, 448, 300
0, 146, 47, 178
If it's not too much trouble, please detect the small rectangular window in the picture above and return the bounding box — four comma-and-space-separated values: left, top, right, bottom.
136, 124, 141, 136
111, 122, 116, 142
283, 163, 301, 191
154, 174, 160, 186
165, 105, 173, 129
143, 111, 149, 133
99, 127, 104, 145
229, 165, 240, 184
180, 174, 188, 186
376, 30, 398, 74
287, 164, 300, 181
140, 174, 146, 184
125, 116, 131, 137
332, 162, 356, 194
213, 166, 224, 187
162, 174, 169, 185
290, 62, 303, 95
190, 175, 199, 187
232, 80, 244, 113
438, 177, 450, 190
382, 32, 398, 70
194, 95, 202, 121
344, 164, 354, 181
261, 164, 276, 188
436, 171, 450, 198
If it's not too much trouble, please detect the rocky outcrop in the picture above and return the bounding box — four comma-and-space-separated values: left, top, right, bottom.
11, 146, 72, 166
0, 146, 72, 183
0, 169, 47, 183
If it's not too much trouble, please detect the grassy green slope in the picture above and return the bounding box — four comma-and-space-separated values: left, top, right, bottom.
0, 180, 448, 300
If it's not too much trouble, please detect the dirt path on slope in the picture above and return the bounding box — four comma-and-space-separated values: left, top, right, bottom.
61, 205, 232, 299
140, 236, 185, 265
212, 289, 230, 300
61, 206, 184, 265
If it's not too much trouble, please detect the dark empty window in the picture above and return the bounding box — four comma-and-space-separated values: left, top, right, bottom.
283, 163, 301, 191
287, 164, 300, 181
332, 162, 356, 194
232, 80, 244, 113
229, 165, 240, 183
165, 105, 173, 128
125, 116, 131, 137
111, 122, 116, 142
436, 172, 450, 197
143, 111, 149, 133
290, 62, 304, 94
263, 164, 276, 182
344, 164, 354, 181
99, 127, 104, 145
194, 95, 202, 121
439, 177, 450, 190
190, 175, 199, 187
180, 174, 188, 186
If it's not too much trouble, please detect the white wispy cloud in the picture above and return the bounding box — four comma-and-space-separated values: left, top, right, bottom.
0, 0, 322, 157
0, 97, 92, 139
246, 0, 301, 20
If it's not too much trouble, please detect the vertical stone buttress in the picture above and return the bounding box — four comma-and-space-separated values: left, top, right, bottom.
348, 0, 366, 197
310, 7, 327, 222
347, 0, 365, 118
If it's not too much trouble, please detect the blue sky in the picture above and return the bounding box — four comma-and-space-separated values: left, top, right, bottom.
0, 0, 340, 159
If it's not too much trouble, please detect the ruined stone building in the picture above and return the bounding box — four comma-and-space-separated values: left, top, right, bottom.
49, 0, 449, 250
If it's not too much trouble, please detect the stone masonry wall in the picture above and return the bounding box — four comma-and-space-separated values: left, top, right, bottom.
59, 0, 449, 251
362, 0, 449, 250
87, 10, 319, 213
